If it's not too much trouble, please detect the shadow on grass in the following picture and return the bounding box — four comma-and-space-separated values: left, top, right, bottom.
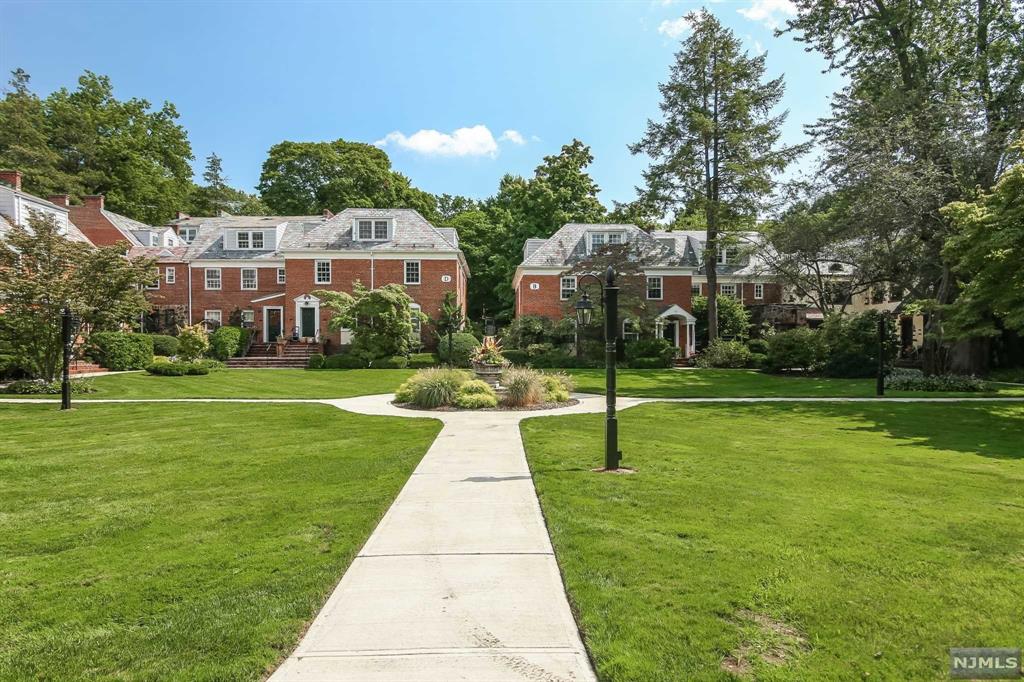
791, 401, 1024, 461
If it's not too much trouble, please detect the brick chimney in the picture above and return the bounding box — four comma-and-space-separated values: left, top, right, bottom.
83, 195, 105, 210
175, 211, 190, 220
0, 170, 22, 191
49, 194, 70, 207
323, 209, 334, 220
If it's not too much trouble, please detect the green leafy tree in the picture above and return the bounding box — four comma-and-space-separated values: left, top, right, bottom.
0, 69, 71, 196
185, 152, 267, 216
42, 71, 194, 224
436, 194, 480, 222
942, 139, 1024, 336
631, 10, 805, 343
0, 213, 155, 380
176, 323, 209, 361
257, 139, 438, 220
443, 210, 503, 318
691, 294, 751, 347
315, 283, 422, 364
433, 291, 465, 364
482, 139, 607, 317
782, 0, 1024, 372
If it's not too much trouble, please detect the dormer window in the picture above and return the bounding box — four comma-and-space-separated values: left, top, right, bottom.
234, 230, 265, 250
608, 232, 623, 245
717, 246, 739, 264
590, 233, 606, 250
355, 219, 391, 241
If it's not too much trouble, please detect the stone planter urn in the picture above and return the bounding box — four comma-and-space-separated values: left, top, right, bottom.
472, 361, 505, 388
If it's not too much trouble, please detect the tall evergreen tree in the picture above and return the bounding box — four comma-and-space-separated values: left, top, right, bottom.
631, 10, 804, 341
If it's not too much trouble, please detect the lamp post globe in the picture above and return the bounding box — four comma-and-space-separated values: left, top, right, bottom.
574, 292, 594, 327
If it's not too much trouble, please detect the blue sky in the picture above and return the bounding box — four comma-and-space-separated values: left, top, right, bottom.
1, 0, 843, 208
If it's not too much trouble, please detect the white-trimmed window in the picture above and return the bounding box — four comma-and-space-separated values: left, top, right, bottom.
622, 319, 640, 342
205, 268, 221, 290
277, 267, 286, 284
241, 268, 258, 290
590, 233, 606, 251
404, 260, 421, 285
691, 283, 701, 296
646, 276, 663, 300
754, 283, 764, 300
145, 273, 160, 290
179, 227, 197, 243
720, 283, 737, 297
560, 276, 577, 300
204, 310, 222, 324
165, 267, 176, 285
234, 231, 264, 250
355, 219, 391, 241
241, 309, 254, 326
717, 246, 739, 264
315, 260, 331, 284
609, 232, 624, 245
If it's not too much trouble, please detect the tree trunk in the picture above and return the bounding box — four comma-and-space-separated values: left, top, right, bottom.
706, 38, 721, 344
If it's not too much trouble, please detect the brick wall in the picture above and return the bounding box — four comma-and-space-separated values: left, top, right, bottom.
191, 265, 286, 328
68, 196, 128, 246
697, 281, 782, 305
517, 272, 695, 320
145, 262, 189, 309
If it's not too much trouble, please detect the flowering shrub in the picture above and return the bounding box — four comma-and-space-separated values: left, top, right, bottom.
885, 368, 988, 392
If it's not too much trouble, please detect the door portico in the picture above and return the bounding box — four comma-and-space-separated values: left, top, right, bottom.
294, 294, 321, 340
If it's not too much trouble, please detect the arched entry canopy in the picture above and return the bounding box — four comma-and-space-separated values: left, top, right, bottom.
656, 304, 697, 357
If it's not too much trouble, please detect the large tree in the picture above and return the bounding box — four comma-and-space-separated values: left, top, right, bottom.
0, 213, 155, 381
476, 139, 607, 318
185, 152, 268, 216
942, 137, 1024, 336
783, 0, 1024, 371
631, 10, 804, 342
0, 69, 194, 224
257, 139, 438, 220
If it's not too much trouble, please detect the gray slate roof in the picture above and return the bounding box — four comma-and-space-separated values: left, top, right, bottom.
520, 223, 697, 268
103, 210, 150, 244
279, 208, 460, 252
181, 208, 461, 261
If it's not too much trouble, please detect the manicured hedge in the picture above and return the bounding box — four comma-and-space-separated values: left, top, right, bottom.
147, 334, 179, 357
436, 332, 480, 367
145, 361, 210, 376
307, 353, 326, 369
371, 355, 409, 369
209, 326, 249, 360
407, 353, 440, 369
695, 339, 752, 368
87, 332, 154, 370
323, 353, 368, 369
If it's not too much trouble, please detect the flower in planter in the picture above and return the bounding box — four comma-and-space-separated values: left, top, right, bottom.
472, 336, 507, 366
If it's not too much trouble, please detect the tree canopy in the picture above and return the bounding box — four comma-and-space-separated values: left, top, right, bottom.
0, 69, 195, 224
257, 139, 438, 220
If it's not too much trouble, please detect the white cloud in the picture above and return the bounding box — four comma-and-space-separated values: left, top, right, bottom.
737, 0, 797, 28
376, 124, 500, 157
499, 129, 526, 145
657, 15, 693, 39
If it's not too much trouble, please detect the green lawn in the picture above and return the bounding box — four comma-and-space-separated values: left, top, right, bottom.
566, 368, 1024, 398
0, 402, 440, 680
1, 368, 414, 400
521, 402, 1024, 681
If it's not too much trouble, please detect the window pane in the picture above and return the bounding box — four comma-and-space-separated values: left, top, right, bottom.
609, 233, 622, 244
206, 269, 221, 289
237, 232, 249, 249
252, 232, 264, 248
242, 268, 257, 290
647, 277, 662, 299
277, 268, 286, 284
316, 261, 331, 283
405, 261, 420, 284
358, 220, 372, 239
374, 220, 389, 240
560, 276, 576, 300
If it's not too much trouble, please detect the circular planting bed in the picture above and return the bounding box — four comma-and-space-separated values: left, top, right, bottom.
392, 397, 579, 412
392, 360, 577, 412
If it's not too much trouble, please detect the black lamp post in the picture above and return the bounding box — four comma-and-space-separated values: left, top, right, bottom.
574, 266, 621, 471
60, 304, 80, 411
876, 311, 890, 397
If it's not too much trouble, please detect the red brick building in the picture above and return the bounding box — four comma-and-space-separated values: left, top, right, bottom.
143, 208, 468, 350
513, 224, 782, 357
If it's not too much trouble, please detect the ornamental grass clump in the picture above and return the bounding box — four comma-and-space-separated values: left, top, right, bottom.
395, 367, 470, 408
540, 372, 574, 403
472, 336, 507, 366
501, 366, 545, 407
454, 379, 498, 409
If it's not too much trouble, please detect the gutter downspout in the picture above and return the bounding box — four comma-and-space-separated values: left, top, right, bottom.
370, 251, 375, 290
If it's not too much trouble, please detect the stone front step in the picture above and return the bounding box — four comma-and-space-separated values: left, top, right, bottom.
69, 361, 107, 375
226, 357, 310, 368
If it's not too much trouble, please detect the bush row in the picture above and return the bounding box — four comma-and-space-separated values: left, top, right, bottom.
394, 367, 574, 409
87, 332, 154, 370
2, 378, 97, 394
884, 368, 988, 392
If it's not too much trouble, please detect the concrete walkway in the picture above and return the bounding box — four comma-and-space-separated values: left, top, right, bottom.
267, 394, 636, 682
